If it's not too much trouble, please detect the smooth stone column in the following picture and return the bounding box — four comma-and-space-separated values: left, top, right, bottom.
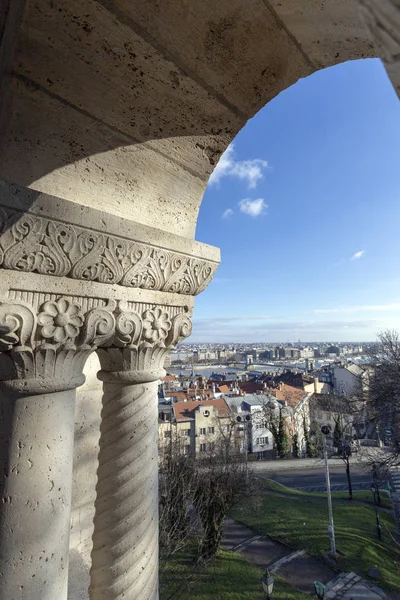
0, 380, 82, 600
89, 369, 162, 600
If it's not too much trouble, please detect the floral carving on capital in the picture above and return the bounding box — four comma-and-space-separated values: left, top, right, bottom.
38, 298, 84, 343
142, 308, 171, 346
0, 295, 192, 386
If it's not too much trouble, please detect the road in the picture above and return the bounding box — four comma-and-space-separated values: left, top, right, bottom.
257, 465, 373, 493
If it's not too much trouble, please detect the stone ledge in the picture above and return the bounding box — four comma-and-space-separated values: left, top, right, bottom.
0, 181, 220, 295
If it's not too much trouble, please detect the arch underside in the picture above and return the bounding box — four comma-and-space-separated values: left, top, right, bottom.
0, 0, 374, 240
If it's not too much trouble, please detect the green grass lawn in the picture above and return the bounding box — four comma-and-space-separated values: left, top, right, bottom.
232, 482, 400, 595
260, 477, 393, 509
160, 547, 309, 600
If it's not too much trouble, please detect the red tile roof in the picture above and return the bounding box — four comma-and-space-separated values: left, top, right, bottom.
272, 384, 307, 408
164, 375, 177, 382
217, 384, 230, 393
173, 398, 231, 422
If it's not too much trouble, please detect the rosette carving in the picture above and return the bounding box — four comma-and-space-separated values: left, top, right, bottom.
142, 307, 172, 346
0, 207, 218, 295
38, 298, 84, 343
0, 295, 192, 389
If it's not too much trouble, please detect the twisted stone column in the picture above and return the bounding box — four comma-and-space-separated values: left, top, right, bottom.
90, 372, 161, 600
90, 309, 192, 600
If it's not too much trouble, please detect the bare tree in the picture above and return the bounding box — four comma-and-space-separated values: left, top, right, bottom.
159, 419, 248, 569
333, 413, 354, 500
159, 432, 198, 559
193, 441, 248, 562
363, 330, 400, 466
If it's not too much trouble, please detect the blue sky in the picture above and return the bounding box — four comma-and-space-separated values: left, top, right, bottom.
191, 58, 400, 343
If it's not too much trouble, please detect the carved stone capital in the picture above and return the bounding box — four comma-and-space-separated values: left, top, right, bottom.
0, 287, 192, 394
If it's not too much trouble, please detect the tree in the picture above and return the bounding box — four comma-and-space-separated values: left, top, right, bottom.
304, 416, 317, 458
193, 445, 247, 561
159, 433, 198, 559
366, 330, 400, 463
320, 396, 354, 500
333, 413, 344, 452
334, 429, 353, 501
159, 422, 248, 568
267, 406, 290, 458
292, 432, 300, 458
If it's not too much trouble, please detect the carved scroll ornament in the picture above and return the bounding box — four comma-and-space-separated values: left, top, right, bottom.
0, 208, 217, 295
0, 296, 192, 390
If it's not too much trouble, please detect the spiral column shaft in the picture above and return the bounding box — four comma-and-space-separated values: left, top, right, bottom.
89, 374, 159, 600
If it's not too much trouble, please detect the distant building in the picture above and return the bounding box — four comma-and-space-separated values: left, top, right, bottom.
224, 394, 276, 460
162, 398, 233, 456
325, 345, 341, 356
332, 363, 367, 395
309, 393, 356, 445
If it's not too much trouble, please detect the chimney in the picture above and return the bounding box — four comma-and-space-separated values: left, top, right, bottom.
314, 377, 319, 394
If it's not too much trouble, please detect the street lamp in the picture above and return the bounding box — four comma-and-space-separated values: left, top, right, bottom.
370, 483, 382, 540
262, 569, 274, 599
321, 424, 337, 557
236, 413, 251, 487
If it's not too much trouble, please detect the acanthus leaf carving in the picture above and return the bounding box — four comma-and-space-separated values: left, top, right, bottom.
0, 207, 218, 295
120, 245, 153, 288
165, 313, 192, 348
0, 302, 37, 351
114, 301, 143, 347
81, 301, 117, 348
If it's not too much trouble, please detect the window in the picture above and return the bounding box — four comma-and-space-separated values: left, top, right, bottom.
208, 426, 215, 434
256, 437, 269, 445
199, 443, 207, 452
164, 431, 171, 438
181, 429, 190, 437
199, 427, 206, 435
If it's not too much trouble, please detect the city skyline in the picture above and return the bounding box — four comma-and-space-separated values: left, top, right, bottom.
192, 58, 400, 343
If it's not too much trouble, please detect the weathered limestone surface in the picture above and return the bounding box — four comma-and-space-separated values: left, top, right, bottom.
358, 0, 400, 97
0, 2, 396, 599
0, 386, 76, 600
0, 0, 374, 239
0, 184, 208, 599
90, 379, 159, 599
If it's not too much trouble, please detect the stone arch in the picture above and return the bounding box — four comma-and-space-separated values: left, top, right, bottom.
0, 0, 375, 239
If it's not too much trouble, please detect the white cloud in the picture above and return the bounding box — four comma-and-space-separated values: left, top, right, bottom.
222, 208, 234, 219
351, 250, 365, 260
313, 303, 400, 315
238, 198, 267, 217
208, 143, 268, 189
